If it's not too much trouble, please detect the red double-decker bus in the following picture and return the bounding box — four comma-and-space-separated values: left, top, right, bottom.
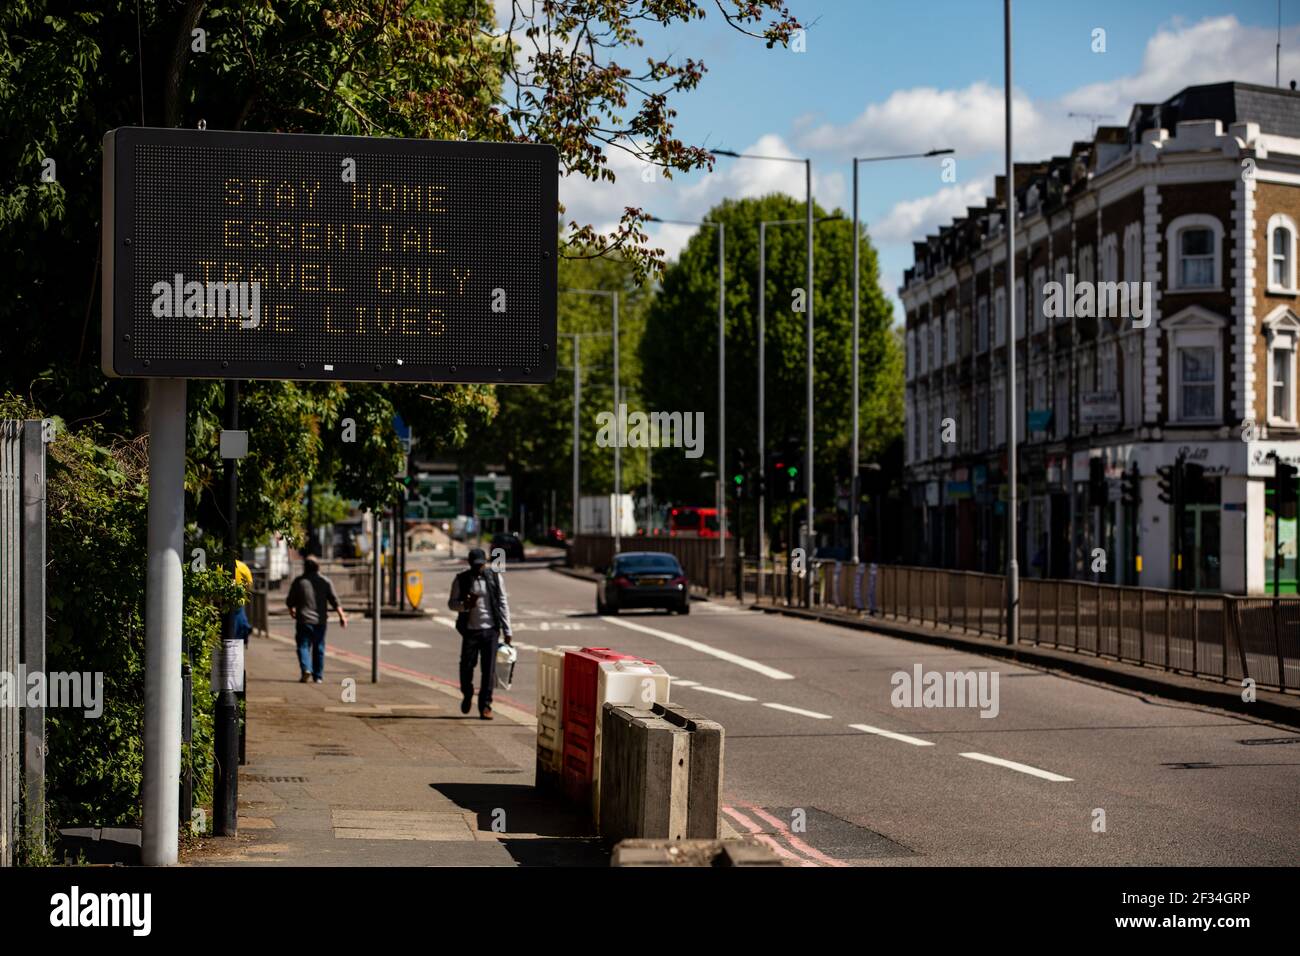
669, 506, 727, 538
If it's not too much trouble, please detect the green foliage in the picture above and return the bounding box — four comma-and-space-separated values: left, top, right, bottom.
2, 392, 241, 829
641, 195, 903, 521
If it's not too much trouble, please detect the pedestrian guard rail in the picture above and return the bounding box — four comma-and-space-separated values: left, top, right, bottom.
569, 536, 1299, 693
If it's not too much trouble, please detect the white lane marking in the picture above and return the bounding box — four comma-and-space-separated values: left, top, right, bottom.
849, 723, 935, 747
763, 702, 833, 720
602, 616, 795, 680
688, 685, 758, 702
959, 752, 1073, 782
671, 679, 700, 687
378, 639, 431, 649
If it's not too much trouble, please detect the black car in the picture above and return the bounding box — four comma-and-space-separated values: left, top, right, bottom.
597, 552, 690, 615
490, 533, 525, 562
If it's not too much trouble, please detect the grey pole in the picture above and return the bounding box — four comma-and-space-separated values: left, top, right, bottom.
573, 335, 580, 538
371, 508, 381, 681
851, 159, 861, 565
143, 377, 186, 866
758, 222, 767, 598
718, 224, 727, 562
805, 158, 815, 606
613, 292, 621, 552
1004, 0, 1020, 646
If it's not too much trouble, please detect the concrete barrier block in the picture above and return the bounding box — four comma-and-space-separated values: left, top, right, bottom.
652, 701, 724, 839
598, 704, 689, 842
718, 840, 786, 867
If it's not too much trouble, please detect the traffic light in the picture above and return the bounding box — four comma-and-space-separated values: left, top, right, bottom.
1121, 465, 1141, 507
1156, 463, 1176, 504
733, 447, 748, 497
1278, 460, 1299, 519
1088, 457, 1106, 504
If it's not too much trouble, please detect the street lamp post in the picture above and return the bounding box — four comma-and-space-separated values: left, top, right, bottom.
712, 149, 814, 604
850, 148, 954, 564
1004, 0, 1019, 646
562, 289, 620, 550
757, 215, 843, 599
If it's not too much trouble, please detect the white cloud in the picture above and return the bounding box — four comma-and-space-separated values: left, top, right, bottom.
683, 133, 847, 209
1062, 16, 1300, 118
799, 83, 1051, 161
799, 16, 1300, 172
871, 177, 995, 244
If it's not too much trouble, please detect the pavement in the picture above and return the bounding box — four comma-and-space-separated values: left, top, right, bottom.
185, 560, 606, 866
188, 549, 1300, 867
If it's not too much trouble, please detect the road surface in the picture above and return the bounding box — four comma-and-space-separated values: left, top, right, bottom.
291, 550, 1300, 866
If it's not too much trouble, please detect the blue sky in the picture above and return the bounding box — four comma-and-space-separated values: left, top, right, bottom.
512, 1, 1300, 316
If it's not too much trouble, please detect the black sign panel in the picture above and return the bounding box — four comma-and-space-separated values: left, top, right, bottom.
101, 127, 557, 383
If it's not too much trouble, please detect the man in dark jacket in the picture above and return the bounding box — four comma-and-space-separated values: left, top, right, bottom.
286, 556, 348, 683
447, 547, 513, 719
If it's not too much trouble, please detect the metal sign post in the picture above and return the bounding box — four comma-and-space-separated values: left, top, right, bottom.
141, 379, 186, 866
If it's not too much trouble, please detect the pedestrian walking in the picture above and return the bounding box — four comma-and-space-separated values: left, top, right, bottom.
447, 547, 513, 719
286, 556, 348, 683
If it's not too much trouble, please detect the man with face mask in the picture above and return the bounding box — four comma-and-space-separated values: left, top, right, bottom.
446, 547, 513, 719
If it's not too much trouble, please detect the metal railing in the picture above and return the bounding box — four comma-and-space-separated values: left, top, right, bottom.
761, 560, 1299, 693
569, 536, 1299, 693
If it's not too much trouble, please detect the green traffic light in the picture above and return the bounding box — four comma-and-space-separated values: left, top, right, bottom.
787, 466, 798, 478
733, 474, 744, 485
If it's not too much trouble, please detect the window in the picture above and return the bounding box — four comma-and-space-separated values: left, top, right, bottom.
913, 400, 923, 461
1123, 223, 1142, 284
934, 321, 943, 368
1180, 348, 1217, 419
1265, 307, 1300, 425
947, 310, 958, 365
1100, 234, 1119, 284
977, 390, 989, 451
976, 297, 989, 353
1165, 214, 1223, 291
1054, 366, 1070, 440
1271, 342, 1293, 423
946, 390, 956, 463
1162, 306, 1226, 423
1032, 268, 1046, 331
1053, 255, 1069, 322
1268, 214, 1298, 293
1016, 370, 1027, 438
1015, 279, 1026, 339
906, 329, 915, 380
1078, 246, 1095, 285
919, 324, 928, 374
1123, 334, 1142, 427
931, 397, 942, 459
1179, 231, 1215, 287
1098, 340, 1118, 392
994, 378, 1006, 446
994, 287, 1007, 347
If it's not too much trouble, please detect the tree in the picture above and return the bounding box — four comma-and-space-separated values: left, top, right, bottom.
640, 194, 903, 543
466, 250, 654, 534
0, 0, 800, 539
